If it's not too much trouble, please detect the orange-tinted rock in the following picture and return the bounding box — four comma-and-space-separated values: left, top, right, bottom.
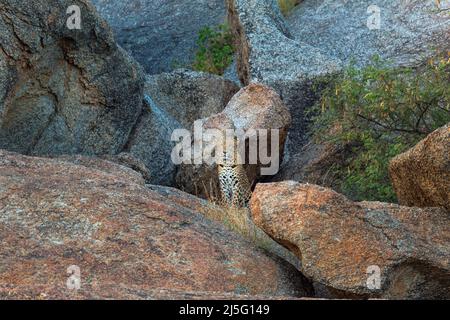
389, 123, 450, 211
0, 150, 311, 299
223, 83, 291, 138
250, 181, 450, 299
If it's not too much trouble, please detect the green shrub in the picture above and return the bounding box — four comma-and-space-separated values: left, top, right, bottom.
278, 0, 299, 16
192, 24, 234, 75
310, 53, 450, 202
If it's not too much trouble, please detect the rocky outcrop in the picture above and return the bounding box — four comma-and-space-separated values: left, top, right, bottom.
92, 0, 227, 74
287, 0, 450, 68
250, 181, 450, 299
147, 184, 304, 271
0, 0, 144, 156
389, 123, 450, 211
176, 83, 291, 198
226, 0, 341, 153
0, 0, 181, 187
0, 150, 312, 300
145, 69, 240, 128
227, 0, 450, 158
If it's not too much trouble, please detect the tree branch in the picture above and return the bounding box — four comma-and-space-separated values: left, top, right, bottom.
356, 114, 428, 135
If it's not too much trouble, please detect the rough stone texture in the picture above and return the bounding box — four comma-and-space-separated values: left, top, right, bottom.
54, 153, 152, 183
389, 123, 450, 211
226, 0, 341, 153
287, 0, 450, 68
123, 96, 181, 186
54, 153, 148, 184
99, 152, 152, 183
147, 184, 304, 272
92, 0, 227, 74
0, 150, 311, 300
0, 0, 144, 156
223, 60, 241, 86
250, 181, 450, 299
145, 69, 240, 129
223, 84, 292, 140
272, 140, 356, 192
176, 84, 292, 198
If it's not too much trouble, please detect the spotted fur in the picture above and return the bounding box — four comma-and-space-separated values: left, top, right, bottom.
217, 150, 252, 208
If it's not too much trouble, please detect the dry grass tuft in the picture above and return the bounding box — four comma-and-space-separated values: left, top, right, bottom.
201, 189, 301, 269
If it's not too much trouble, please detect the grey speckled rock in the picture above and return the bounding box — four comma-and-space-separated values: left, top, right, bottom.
92, 0, 227, 74
145, 69, 240, 128
124, 95, 181, 186
0, 0, 144, 156
223, 60, 242, 86
287, 0, 450, 68
227, 0, 342, 153
228, 0, 450, 178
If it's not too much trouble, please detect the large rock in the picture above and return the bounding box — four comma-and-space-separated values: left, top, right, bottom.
145, 69, 240, 128
92, 0, 227, 74
226, 0, 341, 153
250, 181, 450, 299
176, 83, 292, 198
389, 123, 450, 211
287, 0, 450, 68
0, 0, 144, 156
0, 150, 311, 299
